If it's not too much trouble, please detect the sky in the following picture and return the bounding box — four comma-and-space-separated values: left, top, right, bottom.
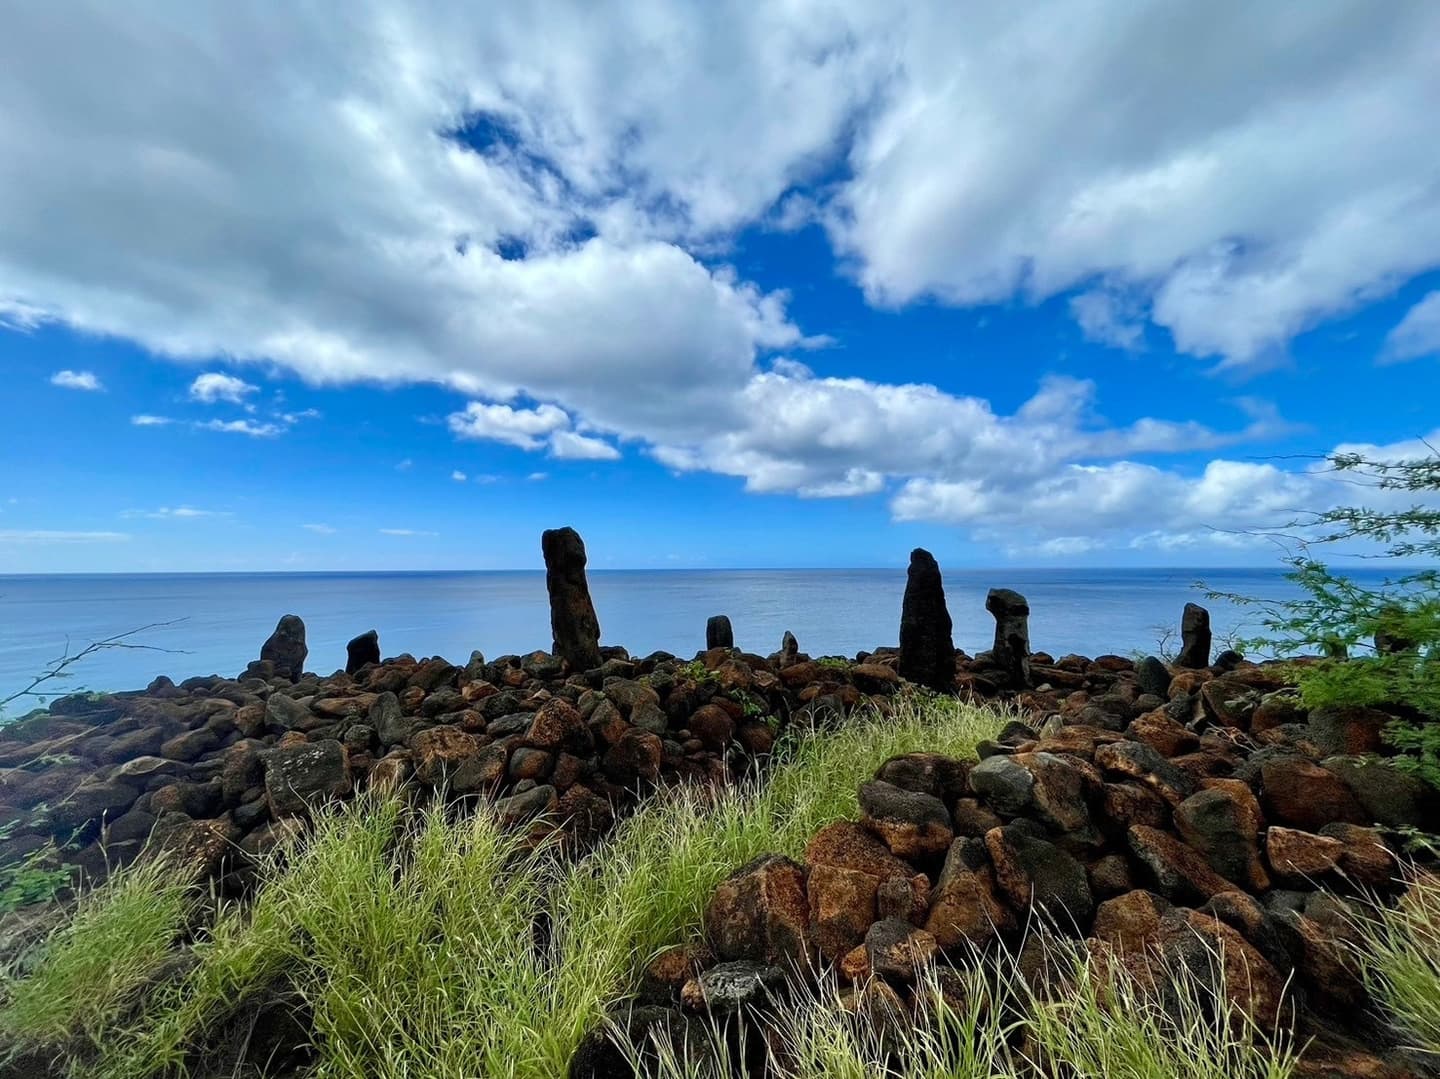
2, 1, 1439, 574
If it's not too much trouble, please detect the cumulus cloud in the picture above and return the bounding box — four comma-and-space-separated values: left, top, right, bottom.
50, 369, 103, 391
189, 372, 258, 404
448, 402, 570, 450
197, 418, 282, 438
1384, 291, 1440, 362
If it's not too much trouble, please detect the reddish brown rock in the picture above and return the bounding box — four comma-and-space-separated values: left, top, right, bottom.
865, 918, 938, 983
858, 780, 953, 860
704, 854, 810, 969
601, 729, 662, 787
526, 698, 592, 753
1127, 710, 1199, 757
1319, 823, 1397, 890
1259, 758, 1366, 831
986, 824, 1094, 928
1265, 827, 1343, 883
1092, 889, 1171, 954
687, 704, 734, 751
1127, 824, 1234, 904
923, 845, 1015, 948
410, 727, 481, 787
807, 864, 879, 960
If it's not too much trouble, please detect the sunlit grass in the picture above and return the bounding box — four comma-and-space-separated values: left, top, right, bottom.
1353, 868, 1440, 1056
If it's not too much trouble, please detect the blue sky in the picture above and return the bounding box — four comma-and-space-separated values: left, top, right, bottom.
2, 3, 1439, 573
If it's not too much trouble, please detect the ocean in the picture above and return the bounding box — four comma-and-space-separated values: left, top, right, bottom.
0, 567, 1367, 705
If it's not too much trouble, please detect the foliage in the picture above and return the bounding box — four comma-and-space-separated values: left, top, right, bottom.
0, 838, 72, 916
676, 660, 717, 685
619, 939, 1300, 1079
2, 854, 193, 1061
1352, 868, 1440, 1055
1207, 447, 1440, 786
1, 695, 1008, 1079
817, 656, 850, 670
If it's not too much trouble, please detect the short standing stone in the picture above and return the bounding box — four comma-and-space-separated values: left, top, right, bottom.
898, 548, 956, 692
985, 589, 1031, 688
706, 615, 734, 650
541, 526, 602, 671
1175, 603, 1211, 669
345, 630, 380, 675
260, 615, 308, 682
780, 631, 799, 665
264, 740, 351, 817
1136, 656, 1170, 698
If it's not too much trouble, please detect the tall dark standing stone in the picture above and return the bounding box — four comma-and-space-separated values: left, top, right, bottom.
898, 548, 956, 692
780, 631, 800, 666
541, 527, 602, 672
985, 589, 1031, 689
260, 615, 308, 682
706, 615, 734, 650
1176, 603, 1212, 669
345, 629, 380, 675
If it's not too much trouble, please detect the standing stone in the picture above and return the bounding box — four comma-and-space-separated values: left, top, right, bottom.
541, 526, 602, 672
259, 615, 307, 682
706, 615, 734, 650
985, 589, 1031, 689
898, 548, 956, 692
780, 631, 799, 665
1176, 603, 1212, 669
345, 629, 380, 675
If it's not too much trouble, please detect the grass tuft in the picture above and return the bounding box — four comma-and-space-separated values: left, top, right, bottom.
1353, 868, 1440, 1055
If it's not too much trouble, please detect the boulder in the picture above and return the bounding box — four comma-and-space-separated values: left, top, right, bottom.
263, 740, 351, 818
808, 864, 879, 960
1126, 825, 1234, 904
984, 588, 1031, 688
1260, 758, 1366, 831
858, 780, 953, 860
875, 753, 970, 803
1135, 655, 1171, 698
985, 823, 1094, 929
924, 840, 1015, 948
705, 615, 734, 650
865, 918, 937, 983
345, 630, 380, 675
1266, 827, 1343, 883
897, 548, 956, 692
704, 854, 810, 969
1173, 785, 1269, 892
1175, 603, 1211, 669
259, 614, 308, 682
968, 755, 1034, 817
540, 526, 602, 671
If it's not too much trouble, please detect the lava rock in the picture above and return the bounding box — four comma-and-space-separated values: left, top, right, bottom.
1175, 603, 1211, 670
897, 548, 956, 692
705, 615, 734, 650
985, 588, 1032, 688
541, 526, 603, 672
345, 630, 380, 675
259, 614, 308, 682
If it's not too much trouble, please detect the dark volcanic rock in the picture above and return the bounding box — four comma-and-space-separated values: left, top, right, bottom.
264, 740, 350, 818
1136, 655, 1170, 698
541, 526, 602, 672
985, 588, 1031, 688
1175, 603, 1211, 670
345, 630, 380, 675
705, 615, 734, 650
259, 614, 308, 682
897, 548, 956, 692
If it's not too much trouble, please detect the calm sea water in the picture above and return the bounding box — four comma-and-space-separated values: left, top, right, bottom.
0, 568, 1384, 704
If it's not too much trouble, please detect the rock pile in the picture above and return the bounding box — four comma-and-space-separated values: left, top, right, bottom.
623, 654, 1438, 1077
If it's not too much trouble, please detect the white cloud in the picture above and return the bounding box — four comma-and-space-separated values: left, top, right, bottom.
395, 459, 414, 472
379, 528, 437, 537
448, 402, 570, 450
549, 430, 621, 461
50, 369, 103, 391
0, 529, 129, 543
451, 470, 468, 482
1384, 291, 1440, 362
197, 418, 282, 437
130, 414, 174, 426
1069, 291, 1143, 351
189, 372, 259, 404
303, 523, 336, 534
527, 472, 548, 482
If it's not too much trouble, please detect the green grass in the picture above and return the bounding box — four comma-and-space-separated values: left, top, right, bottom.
619, 941, 1301, 1079
1353, 868, 1440, 1055
2, 693, 1007, 1078
2, 853, 194, 1063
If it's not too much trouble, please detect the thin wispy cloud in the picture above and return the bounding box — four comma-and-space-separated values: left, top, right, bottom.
197, 418, 283, 438
378, 528, 437, 537
303, 523, 337, 534
0, 529, 129, 543
130, 414, 175, 427
122, 506, 230, 520
50, 369, 103, 392
451, 470, 468, 482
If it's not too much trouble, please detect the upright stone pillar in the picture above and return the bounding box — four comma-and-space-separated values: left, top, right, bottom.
260, 614, 308, 682
541, 527, 603, 672
1176, 602, 1212, 669
345, 629, 380, 675
706, 615, 734, 650
985, 589, 1031, 689
780, 630, 799, 666
898, 548, 956, 691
